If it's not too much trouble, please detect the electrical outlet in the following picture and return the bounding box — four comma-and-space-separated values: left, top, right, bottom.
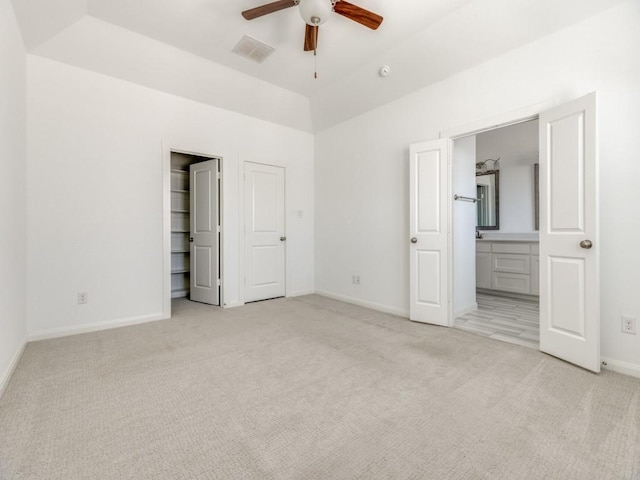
352, 275, 361, 285
622, 315, 636, 335
78, 292, 88, 304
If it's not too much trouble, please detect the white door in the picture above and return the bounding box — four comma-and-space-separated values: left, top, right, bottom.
409, 139, 450, 326
244, 162, 286, 303
539, 93, 599, 372
189, 160, 220, 305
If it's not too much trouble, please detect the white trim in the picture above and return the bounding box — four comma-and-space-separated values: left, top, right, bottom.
601, 357, 640, 379
454, 303, 478, 319
439, 100, 555, 139
28, 313, 165, 342
287, 289, 315, 297
0, 337, 27, 399
223, 301, 244, 309
446, 139, 454, 326
315, 290, 409, 318
162, 141, 171, 319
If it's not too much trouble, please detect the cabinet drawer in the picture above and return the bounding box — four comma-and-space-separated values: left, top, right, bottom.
492, 243, 531, 254
492, 253, 530, 274
492, 273, 531, 294
476, 242, 492, 253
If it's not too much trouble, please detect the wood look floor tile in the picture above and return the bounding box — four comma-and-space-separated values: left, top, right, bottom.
454, 293, 540, 349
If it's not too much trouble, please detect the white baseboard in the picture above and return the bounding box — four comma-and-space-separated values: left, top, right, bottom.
314, 289, 409, 318
287, 289, 315, 298
454, 303, 478, 318
601, 357, 640, 379
0, 337, 27, 400
222, 301, 244, 309
28, 312, 165, 342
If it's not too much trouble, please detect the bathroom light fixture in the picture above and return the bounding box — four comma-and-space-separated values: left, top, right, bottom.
476, 157, 500, 172
299, 0, 334, 26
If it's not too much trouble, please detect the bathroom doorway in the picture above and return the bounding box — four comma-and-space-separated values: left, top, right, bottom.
452, 120, 541, 348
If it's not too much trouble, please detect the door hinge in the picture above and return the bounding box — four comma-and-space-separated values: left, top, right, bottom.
216, 172, 221, 180
217, 225, 221, 233
217, 278, 221, 287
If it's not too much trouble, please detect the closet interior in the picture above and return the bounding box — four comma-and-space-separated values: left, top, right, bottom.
170, 151, 217, 300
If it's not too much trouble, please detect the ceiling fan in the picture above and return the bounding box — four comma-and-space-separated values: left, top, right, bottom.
241, 0, 383, 52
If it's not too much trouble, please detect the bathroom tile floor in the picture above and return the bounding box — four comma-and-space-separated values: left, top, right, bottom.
454, 293, 540, 349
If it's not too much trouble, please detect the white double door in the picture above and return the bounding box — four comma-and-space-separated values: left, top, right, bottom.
410, 93, 599, 372
244, 162, 286, 303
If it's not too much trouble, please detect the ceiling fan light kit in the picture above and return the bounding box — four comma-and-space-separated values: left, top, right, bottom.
299, 0, 334, 26
241, 0, 383, 50
241, 0, 383, 77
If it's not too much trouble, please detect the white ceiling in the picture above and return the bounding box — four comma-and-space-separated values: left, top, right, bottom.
11, 0, 627, 131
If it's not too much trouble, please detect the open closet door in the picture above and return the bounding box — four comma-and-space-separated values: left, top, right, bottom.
539, 93, 599, 372
190, 160, 220, 305
409, 139, 450, 326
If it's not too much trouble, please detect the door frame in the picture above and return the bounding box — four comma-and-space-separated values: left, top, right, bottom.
439, 99, 569, 329
162, 147, 224, 319
440, 97, 601, 370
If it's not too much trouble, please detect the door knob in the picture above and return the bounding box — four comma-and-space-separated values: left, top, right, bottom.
410, 237, 418, 244
579, 239, 592, 249
189, 237, 194, 243
280, 236, 287, 242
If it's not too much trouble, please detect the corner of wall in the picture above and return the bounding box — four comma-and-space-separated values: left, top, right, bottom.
0, 338, 27, 399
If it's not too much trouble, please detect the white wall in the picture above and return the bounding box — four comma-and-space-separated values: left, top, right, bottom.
476, 120, 539, 233
0, 0, 27, 394
31, 17, 313, 133
315, 1, 640, 370
27, 56, 314, 338
452, 136, 477, 316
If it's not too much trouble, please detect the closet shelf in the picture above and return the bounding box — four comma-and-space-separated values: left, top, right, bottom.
171, 169, 188, 175
171, 229, 189, 233
171, 269, 190, 274
171, 188, 189, 193
171, 249, 189, 254
171, 209, 188, 213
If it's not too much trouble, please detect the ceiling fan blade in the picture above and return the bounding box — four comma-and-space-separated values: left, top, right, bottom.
241, 0, 297, 20
333, 1, 383, 30
304, 24, 319, 51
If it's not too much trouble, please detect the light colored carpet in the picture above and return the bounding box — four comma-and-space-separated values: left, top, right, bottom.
1, 295, 639, 480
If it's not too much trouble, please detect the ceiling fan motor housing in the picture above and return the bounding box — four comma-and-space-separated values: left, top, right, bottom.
299, 0, 333, 26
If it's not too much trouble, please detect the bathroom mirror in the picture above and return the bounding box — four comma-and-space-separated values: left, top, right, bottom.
476, 170, 499, 230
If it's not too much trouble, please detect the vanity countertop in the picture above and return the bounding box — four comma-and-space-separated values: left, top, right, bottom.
476, 235, 539, 243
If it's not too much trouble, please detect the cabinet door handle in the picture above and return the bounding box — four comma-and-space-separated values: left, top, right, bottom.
410, 237, 418, 244
280, 236, 287, 242
189, 237, 194, 243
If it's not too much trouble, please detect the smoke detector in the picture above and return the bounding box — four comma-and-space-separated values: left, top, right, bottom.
379, 65, 391, 77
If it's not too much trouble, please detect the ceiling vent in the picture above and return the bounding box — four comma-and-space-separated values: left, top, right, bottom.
232, 35, 275, 63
